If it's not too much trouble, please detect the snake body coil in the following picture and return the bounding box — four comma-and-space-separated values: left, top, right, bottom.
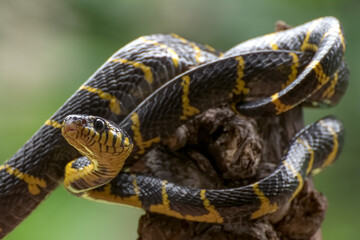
0, 17, 348, 237
62, 114, 343, 223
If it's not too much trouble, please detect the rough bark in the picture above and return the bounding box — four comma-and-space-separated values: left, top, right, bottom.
131, 105, 327, 240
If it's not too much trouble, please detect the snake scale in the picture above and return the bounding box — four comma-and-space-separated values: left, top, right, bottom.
0, 16, 348, 238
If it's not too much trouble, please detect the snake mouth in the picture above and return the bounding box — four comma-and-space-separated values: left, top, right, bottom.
62, 123, 79, 139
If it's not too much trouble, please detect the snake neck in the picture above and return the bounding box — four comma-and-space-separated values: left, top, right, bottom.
62, 134, 134, 193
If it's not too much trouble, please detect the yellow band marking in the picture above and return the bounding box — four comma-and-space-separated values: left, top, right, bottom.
269, 35, 279, 50
171, 33, 204, 63
130, 113, 161, 156
170, 33, 187, 43
204, 44, 218, 54
83, 180, 142, 208
180, 75, 200, 120
296, 138, 315, 175
271, 43, 279, 50
149, 181, 224, 223
263, 32, 279, 50
64, 160, 95, 193
308, 60, 330, 87
283, 161, 304, 201
79, 85, 121, 115
45, 119, 62, 129
199, 190, 224, 223
190, 42, 203, 63
111, 58, 154, 84
131, 174, 141, 197
282, 52, 299, 89
139, 37, 179, 67
230, 102, 240, 115
251, 183, 278, 219
124, 137, 131, 147
322, 72, 338, 99
149, 180, 175, 216
232, 56, 250, 96
161, 180, 170, 207
300, 21, 319, 52
0, 164, 46, 195
319, 121, 339, 168
271, 93, 293, 114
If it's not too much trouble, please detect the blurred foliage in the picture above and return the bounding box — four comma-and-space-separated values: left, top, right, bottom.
0, 0, 359, 239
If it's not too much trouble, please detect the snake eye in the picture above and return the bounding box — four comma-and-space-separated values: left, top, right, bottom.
94, 118, 106, 132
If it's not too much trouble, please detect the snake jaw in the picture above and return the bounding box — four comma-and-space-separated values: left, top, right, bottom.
61, 114, 134, 193
62, 115, 87, 138
62, 115, 94, 158
62, 122, 78, 139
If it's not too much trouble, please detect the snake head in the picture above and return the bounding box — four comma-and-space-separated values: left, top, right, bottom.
62, 114, 133, 174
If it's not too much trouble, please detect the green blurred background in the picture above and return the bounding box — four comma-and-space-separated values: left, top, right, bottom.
0, 0, 359, 239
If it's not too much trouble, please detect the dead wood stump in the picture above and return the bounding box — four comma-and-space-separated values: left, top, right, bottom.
130, 105, 327, 240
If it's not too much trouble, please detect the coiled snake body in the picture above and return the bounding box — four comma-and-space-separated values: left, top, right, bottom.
0, 17, 349, 237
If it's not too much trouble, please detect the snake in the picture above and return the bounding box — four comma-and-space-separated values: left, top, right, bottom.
0, 16, 348, 237
62, 114, 343, 223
